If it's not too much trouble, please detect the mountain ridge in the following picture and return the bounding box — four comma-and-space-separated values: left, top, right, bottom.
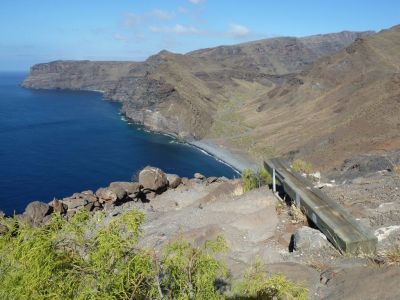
21, 28, 400, 169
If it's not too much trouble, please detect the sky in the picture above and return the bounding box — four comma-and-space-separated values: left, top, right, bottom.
0, 0, 399, 71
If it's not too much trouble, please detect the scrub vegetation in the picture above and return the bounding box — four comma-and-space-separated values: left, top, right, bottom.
0, 209, 306, 299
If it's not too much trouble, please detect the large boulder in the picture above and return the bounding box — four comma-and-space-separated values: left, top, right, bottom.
24, 201, 52, 224
194, 172, 205, 180
109, 182, 141, 198
139, 166, 168, 193
96, 187, 127, 203
292, 226, 330, 252
166, 174, 182, 189
62, 197, 89, 210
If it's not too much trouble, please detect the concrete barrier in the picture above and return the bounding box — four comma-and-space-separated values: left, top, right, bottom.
265, 158, 377, 254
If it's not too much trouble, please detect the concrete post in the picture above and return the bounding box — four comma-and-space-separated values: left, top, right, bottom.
272, 168, 276, 193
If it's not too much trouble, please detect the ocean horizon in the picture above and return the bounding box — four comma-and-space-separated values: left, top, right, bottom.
0, 72, 238, 215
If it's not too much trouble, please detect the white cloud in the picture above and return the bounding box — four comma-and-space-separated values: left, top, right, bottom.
113, 33, 128, 41
150, 9, 174, 20
149, 24, 205, 35
123, 13, 142, 27
123, 9, 174, 27
189, 0, 205, 4
227, 24, 251, 38
178, 6, 188, 13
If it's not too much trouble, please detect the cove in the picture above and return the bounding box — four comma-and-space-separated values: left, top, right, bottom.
0, 72, 238, 215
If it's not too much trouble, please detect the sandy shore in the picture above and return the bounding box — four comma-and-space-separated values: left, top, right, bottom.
189, 139, 259, 173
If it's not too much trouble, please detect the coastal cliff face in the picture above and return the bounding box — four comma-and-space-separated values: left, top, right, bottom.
22, 28, 399, 168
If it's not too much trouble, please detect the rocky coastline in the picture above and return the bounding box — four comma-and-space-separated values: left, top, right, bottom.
2, 164, 400, 299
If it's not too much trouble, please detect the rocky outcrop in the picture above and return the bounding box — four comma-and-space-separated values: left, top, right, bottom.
139, 166, 168, 193
22, 201, 53, 225
166, 174, 181, 189
292, 226, 330, 252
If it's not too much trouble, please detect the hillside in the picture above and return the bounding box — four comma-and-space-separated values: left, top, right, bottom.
21, 29, 398, 169
246, 25, 400, 168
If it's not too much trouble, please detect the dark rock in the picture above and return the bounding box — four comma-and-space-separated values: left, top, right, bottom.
96, 188, 119, 203
293, 226, 330, 251
103, 202, 115, 212
51, 199, 68, 215
24, 201, 52, 224
206, 176, 218, 184
84, 201, 94, 212
166, 174, 182, 189
139, 166, 168, 193
108, 185, 128, 201
63, 197, 88, 210
109, 182, 142, 196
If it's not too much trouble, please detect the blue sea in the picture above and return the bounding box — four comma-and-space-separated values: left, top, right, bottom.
0, 72, 238, 214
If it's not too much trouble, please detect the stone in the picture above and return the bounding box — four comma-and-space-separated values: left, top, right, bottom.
181, 177, 190, 185
62, 197, 88, 210
24, 201, 52, 224
108, 185, 128, 201
51, 199, 68, 214
0, 210, 5, 218
81, 190, 94, 195
206, 176, 218, 184
76, 192, 98, 203
194, 172, 205, 180
103, 202, 115, 212
293, 226, 330, 252
84, 201, 94, 211
66, 209, 78, 218
96, 187, 120, 203
323, 266, 400, 299
139, 166, 168, 193
109, 182, 141, 196
167, 174, 182, 189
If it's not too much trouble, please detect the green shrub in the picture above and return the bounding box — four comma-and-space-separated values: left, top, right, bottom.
292, 159, 313, 175
0, 210, 307, 299
161, 236, 228, 299
234, 259, 308, 300
241, 169, 258, 192
0, 210, 229, 299
0, 209, 158, 300
258, 167, 272, 186
241, 167, 272, 192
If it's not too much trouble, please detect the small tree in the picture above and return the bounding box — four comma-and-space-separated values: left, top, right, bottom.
258, 166, 272, 186
234, 259, 308, 300
242, 167, 272, 192
241, 169, 258, 192
161, 236, 228, 299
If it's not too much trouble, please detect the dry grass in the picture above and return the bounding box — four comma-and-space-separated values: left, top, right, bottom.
382, 246, 400, 265
289, 204, 308, 224
292, 159, 313, 175
393, 164, 400, 176
307, 260, 330, 271
275, 201, 286, 215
